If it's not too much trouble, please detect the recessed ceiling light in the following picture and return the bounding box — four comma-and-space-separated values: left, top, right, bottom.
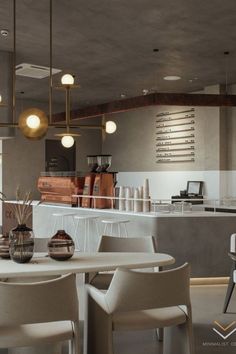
1, 29, 9, 37
163, 76, 181, 81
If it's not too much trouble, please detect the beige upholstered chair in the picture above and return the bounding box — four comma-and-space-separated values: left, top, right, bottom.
85, 263, 194, 354
89, 235, 157, 289
0, 274, 79, 354
223, 233, 236, 312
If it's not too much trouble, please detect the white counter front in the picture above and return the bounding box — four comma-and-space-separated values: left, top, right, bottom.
4, 201, 236, 277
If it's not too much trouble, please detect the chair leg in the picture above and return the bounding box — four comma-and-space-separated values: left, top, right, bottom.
163, 319, 194, 354
72, 322, 80, 354
223, 261, 236, 313
104, 223, 108, 236
84, 220, 87, 252
95, 220, 100, 249
156, 328, 163, 341
124, 223, 128, 237
74, 221, 80, 251
85, 294, 113, 354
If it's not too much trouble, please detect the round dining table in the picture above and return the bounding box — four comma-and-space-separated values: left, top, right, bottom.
0, 251, 175, 278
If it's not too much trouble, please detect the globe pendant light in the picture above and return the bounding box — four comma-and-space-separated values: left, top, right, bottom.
18, 108, 48, 140
55, 74, 80, 148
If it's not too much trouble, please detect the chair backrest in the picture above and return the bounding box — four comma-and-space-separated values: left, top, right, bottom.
105, 263, 190, 313
34, 237, 49, 252
0, 273, 78, 326
98, 235, 157, 253
230, 234, 236, 253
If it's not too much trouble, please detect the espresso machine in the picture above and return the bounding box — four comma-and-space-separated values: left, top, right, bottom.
81, 155, 98, 208
92, 155, 116, 209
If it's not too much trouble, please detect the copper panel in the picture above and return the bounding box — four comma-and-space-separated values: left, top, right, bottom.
38, 176, 84, 205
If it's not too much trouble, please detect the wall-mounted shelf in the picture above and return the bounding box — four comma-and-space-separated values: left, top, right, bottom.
156, 140, 195, 146
156, 120, 195, 128
156, 134, 195, 140
156, 127, 195, 135
157, 152, 195, 158
155, 108, 196, 164
156, 158, 195, 163
156, 108, 194, 117
156, 114, 195, 123
156, 146, 195, 152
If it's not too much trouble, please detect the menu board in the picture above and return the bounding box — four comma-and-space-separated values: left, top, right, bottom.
156, 108, 195, 163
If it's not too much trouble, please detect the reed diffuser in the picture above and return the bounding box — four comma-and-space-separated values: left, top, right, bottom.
1, 188, 39, 263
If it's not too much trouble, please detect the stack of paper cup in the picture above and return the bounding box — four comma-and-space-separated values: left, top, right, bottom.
143, 178, 150, 212
134, 188, 142, 212
138, 186, 143, 212
125, 187, 132, 211
119, 186, 125, 211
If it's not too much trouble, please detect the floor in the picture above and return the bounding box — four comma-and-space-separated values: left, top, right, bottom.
112, 283, 236, 354
2, 283, 236, 354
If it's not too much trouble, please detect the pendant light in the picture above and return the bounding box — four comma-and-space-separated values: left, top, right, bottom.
105, 120, 117, 134
54, 74, 80, 148
0, 0, 118, 142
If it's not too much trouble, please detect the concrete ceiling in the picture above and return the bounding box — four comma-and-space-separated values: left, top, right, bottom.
1, 0, 236, 108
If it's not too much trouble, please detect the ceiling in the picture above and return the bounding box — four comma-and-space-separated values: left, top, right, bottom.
1, 0, 236, 109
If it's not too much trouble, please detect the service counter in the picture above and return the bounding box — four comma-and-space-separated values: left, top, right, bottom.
3, 202, 236, 277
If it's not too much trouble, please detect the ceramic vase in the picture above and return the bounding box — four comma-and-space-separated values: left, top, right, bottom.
9, 224, 34, 263
48, 230, 75, 261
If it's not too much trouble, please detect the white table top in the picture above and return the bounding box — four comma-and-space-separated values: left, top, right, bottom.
0, 252, 174, 278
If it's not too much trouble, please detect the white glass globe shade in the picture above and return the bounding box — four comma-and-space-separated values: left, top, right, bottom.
61, 135, 74, 148
26, 114, 40, 129
61, 74, 74, 85
105, 121, 117, 134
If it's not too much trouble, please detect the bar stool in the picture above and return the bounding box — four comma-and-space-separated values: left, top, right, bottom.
74, 215, 100, 252
101, 218, 130, 237
52, 212, 77, 236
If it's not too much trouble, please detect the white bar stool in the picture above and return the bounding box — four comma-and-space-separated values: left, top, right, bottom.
74, 215, 100, 252
52, 212, 77, 236
101, 218, 130, 237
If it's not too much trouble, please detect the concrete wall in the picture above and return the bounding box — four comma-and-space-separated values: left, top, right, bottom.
2, 83, 236, 204
103, 87, 221, 172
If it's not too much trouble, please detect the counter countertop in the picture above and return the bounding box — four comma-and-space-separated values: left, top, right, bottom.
6, 201, 236, 218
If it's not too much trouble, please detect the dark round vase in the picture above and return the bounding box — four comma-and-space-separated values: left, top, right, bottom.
9, 224, 34, 263
48, 230, 75, 261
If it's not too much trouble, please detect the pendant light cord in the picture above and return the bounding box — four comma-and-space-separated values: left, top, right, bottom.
12, 0, 16, 124
49, 0, 52, 124
224, 51, 229, 95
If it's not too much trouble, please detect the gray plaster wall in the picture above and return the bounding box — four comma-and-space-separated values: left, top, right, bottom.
225, 84, 236, 170
103, 103, 220, 172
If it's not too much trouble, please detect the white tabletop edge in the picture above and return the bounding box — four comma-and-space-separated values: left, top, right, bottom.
0, 252, 175, 278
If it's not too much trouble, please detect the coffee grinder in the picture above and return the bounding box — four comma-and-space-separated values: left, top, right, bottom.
92, 155, 116, 209
81, 155, 98, 207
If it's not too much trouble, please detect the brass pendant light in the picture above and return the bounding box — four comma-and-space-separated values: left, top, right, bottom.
0, 0, 117, 143
18, 108, 48, 140
54, 74, 80, 148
